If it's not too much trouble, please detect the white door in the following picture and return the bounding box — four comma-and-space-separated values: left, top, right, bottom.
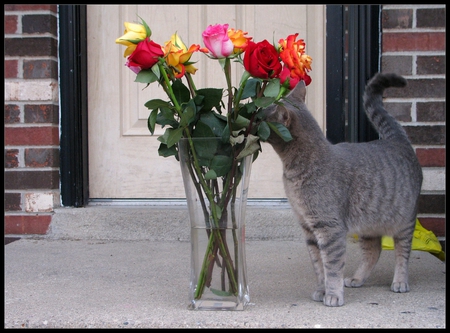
87, 5, 326, 200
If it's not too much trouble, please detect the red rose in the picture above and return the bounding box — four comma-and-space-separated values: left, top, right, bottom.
243, 40, 282, 79
126, 38, 164, 74
279, 66, 300, 90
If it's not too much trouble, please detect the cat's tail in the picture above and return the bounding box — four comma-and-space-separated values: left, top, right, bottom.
363, 73, 409, 142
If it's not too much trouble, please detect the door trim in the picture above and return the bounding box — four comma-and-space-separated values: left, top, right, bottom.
59, 5, 89, 207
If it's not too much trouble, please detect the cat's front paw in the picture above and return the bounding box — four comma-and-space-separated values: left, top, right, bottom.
323, 293, 344, 307
344, 277, 364, 288
311, 289, 325, 302
391, 281, 410, 293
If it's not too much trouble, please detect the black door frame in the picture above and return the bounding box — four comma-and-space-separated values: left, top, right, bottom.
58, 5, 381, 207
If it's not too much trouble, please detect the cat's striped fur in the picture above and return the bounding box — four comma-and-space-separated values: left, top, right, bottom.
263, 73, 423, 306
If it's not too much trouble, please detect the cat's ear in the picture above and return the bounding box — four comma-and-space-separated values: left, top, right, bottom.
265, 104, 291, 128
279, 105, 291, 127
286, 80, 307, 104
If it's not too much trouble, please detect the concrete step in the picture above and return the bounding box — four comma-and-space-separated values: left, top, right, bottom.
47, 204, 303, 242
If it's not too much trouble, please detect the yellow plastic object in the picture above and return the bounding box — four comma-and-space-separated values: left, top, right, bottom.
381, 219, 445, 261
352, 219, 445, 262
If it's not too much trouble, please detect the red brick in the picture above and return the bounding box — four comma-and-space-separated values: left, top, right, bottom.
416, 56, 446, 75
4, 214, 52, 235
417, 102, 445, 122
4, 5, 57, 12
405, 125, 445, 145
419, 217, 446, 238
4, 104, 20, 123
4, 170, 60, 190
4, 59, 18, 78
5, 149, 19, 168
4, 193, 21, 211
25, 148, 59, 167
24, 104, 59, 124
4, 15, 18, 34
382, 9, 413, 29
4, 127, 59, 146
23, 59, 58, 79
5, 37, 57, 57
416, 148, 446, 167
23, 14, 57, 35
383, 32, 445, 52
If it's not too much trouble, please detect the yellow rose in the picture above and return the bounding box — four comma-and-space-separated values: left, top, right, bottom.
164, 33, 207, 78
115, 22, 147, 57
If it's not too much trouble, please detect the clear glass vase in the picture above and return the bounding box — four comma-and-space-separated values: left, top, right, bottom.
178, 137, 252, 311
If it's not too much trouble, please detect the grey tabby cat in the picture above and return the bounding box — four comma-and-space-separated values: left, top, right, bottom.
263, 73, 423, 307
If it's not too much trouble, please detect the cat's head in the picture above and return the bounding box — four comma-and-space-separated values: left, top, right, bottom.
262, 80, 307, 143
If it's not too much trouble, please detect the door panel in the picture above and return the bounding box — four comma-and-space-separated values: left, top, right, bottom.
87, 5, 325, 199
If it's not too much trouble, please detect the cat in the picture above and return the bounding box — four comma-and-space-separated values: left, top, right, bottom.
262, 73, 423, 307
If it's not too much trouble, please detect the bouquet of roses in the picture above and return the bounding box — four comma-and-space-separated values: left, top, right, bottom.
116, 18, 312, 303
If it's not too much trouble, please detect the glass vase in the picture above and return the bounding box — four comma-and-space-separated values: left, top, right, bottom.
178, 137, 252, 311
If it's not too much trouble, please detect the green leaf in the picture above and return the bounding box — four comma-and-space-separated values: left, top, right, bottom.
267, 122, 293, 142
255, 96, 277, 108
221, 124, 230, 143
180, 99, 196, 127
151, 63, 160, 79
241, 78, 260, 100
138, 15, 152, 37
172, 79, 191, 104
157, 127, 183, 146
264, 79, 281, 98
135, 69, 158, 84
166, 127, 184, 148
257, 121, 270, 141
210, 154, 233, 177
156, 107, 179, 128
191, 123, 218, 161
193, 120, 215, 138
157, 142, 177, 158
204, 169, 217, 180
244, 102, 257, 115
147, 109, 158, 135
231, 114, 250, 130
196, 88, 223, 111
198, 112, 227, 137
144, 99, 171, 110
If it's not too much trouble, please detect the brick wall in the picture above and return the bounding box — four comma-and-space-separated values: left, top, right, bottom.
4, 4, 59, 234
3, 5, 446, 237
381, 4, 446, 237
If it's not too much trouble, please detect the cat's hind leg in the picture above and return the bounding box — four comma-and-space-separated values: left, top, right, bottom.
390, 229, 414, 293
344, 236, 382, 288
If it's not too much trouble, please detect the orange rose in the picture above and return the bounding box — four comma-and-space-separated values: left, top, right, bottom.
279, 33, 312, 85
227, 28, 252, 55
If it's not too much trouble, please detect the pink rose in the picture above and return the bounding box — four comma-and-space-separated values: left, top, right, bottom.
202, 24, 234, 59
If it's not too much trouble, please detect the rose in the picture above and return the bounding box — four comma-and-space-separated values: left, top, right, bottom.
164, 33, 208, 78
125, 38, 164, 74
279, 33, 312, 85
202, 24, 234, 58
279, 66, 300, 90
115, 22, 148, 57
227, 28, 252, 55
243, 40, 282, 79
